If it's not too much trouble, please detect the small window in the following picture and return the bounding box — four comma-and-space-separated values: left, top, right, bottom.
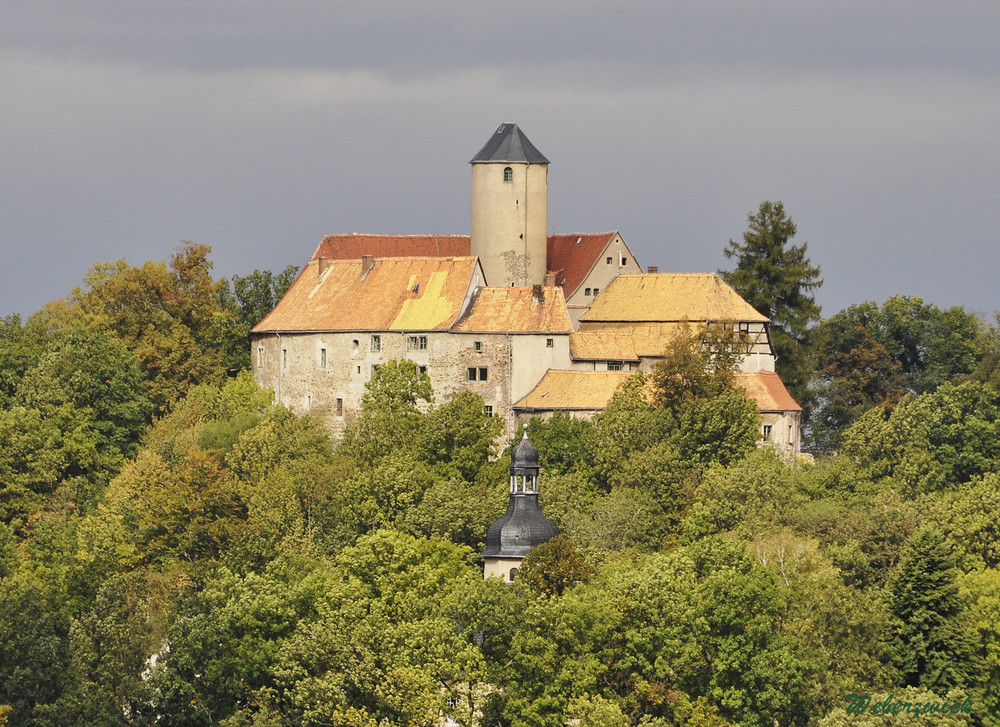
621, 256, 628, 266
356, 365, 361, 374
306, 394, 312, 410
282, 349, 288, 368
419, 365, 427, 375
468, 367, 477, 382
762, 424, 773, 441
408, 335, 428, 351
479, 367, 488, 381
503, 166, 513, 182
546, 338, 554, 348
593, 288, 600, 295
336, 398, 343, 417
484, 405, 493, 417
585, 287, 591, 296
474, 340, 482, 352
606, 256, 612, 265
371, 335, 381, 352
608, 361, 623, 371
320, 348, 327, 368
509, 567, 519, 581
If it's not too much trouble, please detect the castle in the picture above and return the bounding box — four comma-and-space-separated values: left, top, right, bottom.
250, 123, 801, 454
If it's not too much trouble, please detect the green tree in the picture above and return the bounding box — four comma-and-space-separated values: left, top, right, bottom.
889, 528, 980, 690
43, 243, 228, 412
17, 328, 152, 460
518, 535, 593, 597
721, 201, 822, 402
216, 266, 299, 373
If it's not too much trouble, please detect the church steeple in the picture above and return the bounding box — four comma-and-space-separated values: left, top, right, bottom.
482, 432, 558, 582
470, 123, 549, 288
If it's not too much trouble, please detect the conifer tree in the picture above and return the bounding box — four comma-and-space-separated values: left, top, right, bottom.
721, 201, 822, 404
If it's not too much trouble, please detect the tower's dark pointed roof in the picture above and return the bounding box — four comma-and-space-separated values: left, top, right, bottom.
482, 495, 559, 559
471, 123, 549, 165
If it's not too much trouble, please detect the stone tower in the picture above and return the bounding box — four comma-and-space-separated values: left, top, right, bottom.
482, 432, 559, 582
470, 123, 549, 287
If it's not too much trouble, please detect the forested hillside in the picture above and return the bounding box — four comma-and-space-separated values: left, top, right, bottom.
1, 245, 999, 726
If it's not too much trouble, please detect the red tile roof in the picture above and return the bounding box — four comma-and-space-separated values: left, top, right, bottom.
546, 232, 617, 295
312, 234, 471, 261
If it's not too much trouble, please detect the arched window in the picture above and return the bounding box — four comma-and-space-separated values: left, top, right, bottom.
503, 167, 513, 182
509, 567, 519, 581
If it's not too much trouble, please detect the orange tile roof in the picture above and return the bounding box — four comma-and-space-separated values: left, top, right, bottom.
569, 331, 639, 361
580, 273, 768, 324
312, 234, 471, 261
734, 371, 802, 412
513, 370, 635, 411
251, 257, 479, 333
546, 232, 617, 294
452, 287, 573, 334
573, 323, 704, 359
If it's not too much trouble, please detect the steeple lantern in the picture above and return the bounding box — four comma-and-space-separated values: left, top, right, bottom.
509, 431, 540, 493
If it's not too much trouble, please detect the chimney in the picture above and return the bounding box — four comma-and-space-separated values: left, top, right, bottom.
361, 254, 374, 277
544, 272, 556, 287
532, 284, 543, 301
647, 265, 658, 274
318, 257, 329, 277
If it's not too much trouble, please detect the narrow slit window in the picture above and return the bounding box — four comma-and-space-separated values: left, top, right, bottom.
320, 348, 327, 368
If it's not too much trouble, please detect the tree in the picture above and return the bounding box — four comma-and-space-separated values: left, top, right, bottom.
42, 243, 229, 413
650, 325, 742, 411
518, 535, 593, 597
216, 266, 299, 373
721, 201, 822, 402
889, 528, 980, 690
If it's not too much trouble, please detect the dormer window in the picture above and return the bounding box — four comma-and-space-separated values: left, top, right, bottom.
503, 167, 513, 182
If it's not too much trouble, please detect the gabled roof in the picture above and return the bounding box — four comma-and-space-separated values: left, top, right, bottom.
581, 273, 768, 324
546, 232, 618, 295
251, 257, 480, 333
513, 370, 634, 411
470, 123, 549, 165
452, 287, 573, 334
734, 371, 802, 412
312, 234, 471, 261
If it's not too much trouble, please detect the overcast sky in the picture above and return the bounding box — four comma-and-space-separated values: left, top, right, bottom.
3, 2, 999, 320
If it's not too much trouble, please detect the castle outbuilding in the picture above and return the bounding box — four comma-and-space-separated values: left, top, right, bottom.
482, 433, 558, 582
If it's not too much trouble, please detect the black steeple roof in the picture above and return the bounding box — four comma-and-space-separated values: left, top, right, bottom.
470, 123, 549, 165
482, 433, 558, 560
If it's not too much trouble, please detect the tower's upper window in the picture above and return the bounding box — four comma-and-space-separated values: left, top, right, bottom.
503, 167, 513, 183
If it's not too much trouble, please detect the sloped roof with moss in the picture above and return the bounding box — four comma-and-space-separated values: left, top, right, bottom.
580, 273, 768, 324
251, 257, 480, 333
452, 286, 573, 334
513, 370, 635, 411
